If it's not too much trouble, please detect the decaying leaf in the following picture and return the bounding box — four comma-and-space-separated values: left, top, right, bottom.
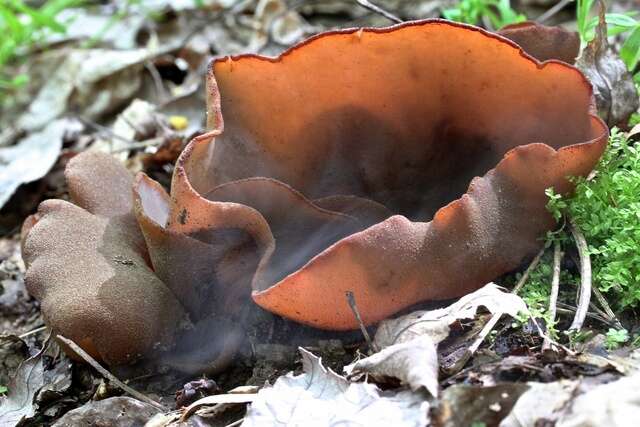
375, 283, 528, 348
345, 336, 440, 396
557, 372, 640, 427
0, 337, 50, 426
499, 381, 577, 427
575, 5, 640, 127
436, 383, 530, 427
52, 397, 161, 427
0, 120, 75, 210
345, 284, 528, 395
242, 348, 430, 427
22, 20, 607, 367
17, 48, 170, 132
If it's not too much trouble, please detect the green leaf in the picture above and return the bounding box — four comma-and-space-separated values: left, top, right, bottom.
621, 25, 640, 71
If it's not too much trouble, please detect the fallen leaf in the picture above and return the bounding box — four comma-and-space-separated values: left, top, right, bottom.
53, 397, 161, 427
242, 348, 430, 427
557, 372, 640, 427
17, 48, 171, 132
345, 284, 529, 396
374, 283, 528, 348
0, 336, 50, 426
436, 383, 529, 427
0, 119, 75, 209
0, 335, 29, 386
500, 381, 578, 427
576, 5, 640, 127
345, 336, 439, 396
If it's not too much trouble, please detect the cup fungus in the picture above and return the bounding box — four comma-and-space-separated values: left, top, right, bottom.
22, 20, 608, 366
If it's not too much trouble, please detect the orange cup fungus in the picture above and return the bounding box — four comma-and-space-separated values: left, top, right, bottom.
22, 20, 607, 365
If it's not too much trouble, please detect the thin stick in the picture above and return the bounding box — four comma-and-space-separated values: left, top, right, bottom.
592, 286, 623, 328
556, 304, 616, 327
18, 325, 46, 339
543, 241, 563, 350
569, 218, 592, 331
108, 137, 165, 154
446, 250, 546, 374
225, 420, 243, 427
513, 248, 545, 295
346, 291, 379, 353
57, 335, 166, 410
354, 0, 402, 23
144, 61, 168, 103
537, 0, 574, 24
76, 116, 135, 145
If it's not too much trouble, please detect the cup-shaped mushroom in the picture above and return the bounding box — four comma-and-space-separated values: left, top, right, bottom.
160, 20, 607, 329
21, 152, 185, 364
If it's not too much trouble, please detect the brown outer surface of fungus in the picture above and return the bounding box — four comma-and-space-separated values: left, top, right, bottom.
21, 153, 185, 364
168, 19, 607, 330
497, 21, 580, 64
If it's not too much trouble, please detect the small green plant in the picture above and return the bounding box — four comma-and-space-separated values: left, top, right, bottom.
547, 130, 640, 310
605, 327, 630, 350
0, 385, 7, 394
442, 0, 525, 30
0, 0, 82, 95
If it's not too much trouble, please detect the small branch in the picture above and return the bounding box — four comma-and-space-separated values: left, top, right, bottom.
543, 241, 564, 350
443, 313, 502, 374
513, 248, 545, 295
446, 249, 546, 374
354, 0, 403, 24
144, 61, 168, 103
568, 218, 592, 331
346, 291, 379, 353
108, 137, 165, 154
537, 0, 574, 24
57, 335, 166, 410
556, 304, 617, 327
18, 325, 46, 339
592, 286, 623, 329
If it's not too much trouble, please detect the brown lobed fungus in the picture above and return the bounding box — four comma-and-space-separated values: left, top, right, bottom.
22, 20, 607, 365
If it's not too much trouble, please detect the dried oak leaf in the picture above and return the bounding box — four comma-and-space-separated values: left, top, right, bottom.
21, 20, 608, 365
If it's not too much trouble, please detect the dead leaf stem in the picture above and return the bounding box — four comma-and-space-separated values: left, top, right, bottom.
543, 241, 564, 350
568, 218, 592, 331
346, 291, 379, 353
56, 335, 166, 411
354, 0, 402, 24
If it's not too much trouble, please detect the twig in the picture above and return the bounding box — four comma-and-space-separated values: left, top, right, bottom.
18, 325, 47, 339
354, 0, 402, 24
556, 304, 617, 327
592, 286, 623, 329
568, 218, 592, 331
75, 116, 135, 145
537, 0, 574, 24
57, 335, 166, 410
513, 248, 545, 295
225, 420, 243, 427
346, 291, 379, 353
108, 137, 165, 154
144, 61, 168, 103
543, 241, 564, 350
446, 250, 546, 374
